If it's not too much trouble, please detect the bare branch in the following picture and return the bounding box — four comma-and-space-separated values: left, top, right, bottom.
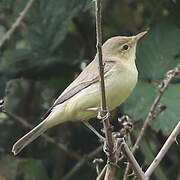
121, 139, 147, 180
95, 0, 115, 179
145, 121, 180, 177
123, 63, 180, 180
96, 165, 107, 180
132, 63, 180, 153
0, 0, 36, 49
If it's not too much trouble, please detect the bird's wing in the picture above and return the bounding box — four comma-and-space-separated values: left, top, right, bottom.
41, 59, 115, 120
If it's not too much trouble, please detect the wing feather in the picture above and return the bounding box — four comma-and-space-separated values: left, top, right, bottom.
41, 58, 115, 120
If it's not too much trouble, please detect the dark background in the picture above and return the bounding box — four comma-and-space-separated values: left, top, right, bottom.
0, 0, 180, 179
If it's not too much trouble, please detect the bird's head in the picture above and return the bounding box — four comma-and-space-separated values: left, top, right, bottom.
102, 31, 147, 62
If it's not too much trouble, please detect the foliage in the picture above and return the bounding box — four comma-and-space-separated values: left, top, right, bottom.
136, 20, 180, 81
0, 0, 179, 180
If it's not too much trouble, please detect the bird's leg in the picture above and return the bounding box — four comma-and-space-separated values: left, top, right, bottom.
83, 121, 115, 162
86, 107, 101, 111
86, 107, 114, 160
82, 121, 105, 141
86, 107, 110, 122
97, 108, 110, 122
86, 106, 112, 154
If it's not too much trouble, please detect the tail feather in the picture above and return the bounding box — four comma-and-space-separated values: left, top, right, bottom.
12, 120, 47, 155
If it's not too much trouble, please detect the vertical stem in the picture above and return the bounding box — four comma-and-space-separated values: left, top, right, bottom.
95, 0, 106, 109
95, 0, 114, 160
95, 0, 115, 179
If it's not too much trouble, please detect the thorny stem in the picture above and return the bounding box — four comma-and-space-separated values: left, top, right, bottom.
123, 63, 180, 180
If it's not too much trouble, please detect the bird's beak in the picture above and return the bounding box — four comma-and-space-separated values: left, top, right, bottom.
134, 31, 147, 42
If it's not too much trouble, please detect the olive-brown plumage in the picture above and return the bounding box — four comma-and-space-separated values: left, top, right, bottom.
12, 31, 147, 155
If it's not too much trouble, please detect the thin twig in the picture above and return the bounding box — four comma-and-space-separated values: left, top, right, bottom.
145, 121, 180, 177
133, 64, 180, 154
93, 158, 104, 175
96, 165, 107, 180
3, 109, 82, 161
0, 0, 36, 49
121, 139, 147, 180
62, 146, 103, 180
95, 0, 115, 179
123, 63, 180, 180
83, 121, 105, 140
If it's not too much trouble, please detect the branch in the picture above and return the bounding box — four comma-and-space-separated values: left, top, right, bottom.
0, 0, 36, 49
95, 0, 115, 179
145, 120, 180, 177
62, 145, 103, 180
123, 63, 180, 180
132, 64, 180, 153
96, 165, 107, 180
121, 139, 147, 180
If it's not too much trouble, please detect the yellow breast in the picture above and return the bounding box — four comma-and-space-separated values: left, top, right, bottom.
105, 62, 138, 110
65, 61, 138, 121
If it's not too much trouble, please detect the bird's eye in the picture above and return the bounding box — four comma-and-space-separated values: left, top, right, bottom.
122, 44, 129, 51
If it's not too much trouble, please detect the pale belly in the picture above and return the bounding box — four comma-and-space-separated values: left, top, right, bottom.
65, 65, 138, 121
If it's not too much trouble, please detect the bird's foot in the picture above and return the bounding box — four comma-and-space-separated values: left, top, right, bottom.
97, 108, 110, 122
86, 106, 110, 122
86, 107, 101, 111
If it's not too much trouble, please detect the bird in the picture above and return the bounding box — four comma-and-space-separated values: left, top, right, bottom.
12, 31, 147, 155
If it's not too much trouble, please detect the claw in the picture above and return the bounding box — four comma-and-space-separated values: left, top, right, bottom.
97, 108, 110, 121
86, 107, 110, 121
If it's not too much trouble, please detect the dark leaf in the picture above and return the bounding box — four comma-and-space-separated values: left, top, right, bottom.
123, 81, 180, 135
136, 20, 180, 81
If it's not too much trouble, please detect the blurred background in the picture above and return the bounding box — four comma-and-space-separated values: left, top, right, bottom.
0, 0, 180, 179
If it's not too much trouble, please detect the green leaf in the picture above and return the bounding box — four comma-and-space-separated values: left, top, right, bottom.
123, 81, 156, 121
21, 0, 87, 53
151, 84, 180, 135
0, 0, 87, 79
123, 81, 180, 135
136, 20, 180, 81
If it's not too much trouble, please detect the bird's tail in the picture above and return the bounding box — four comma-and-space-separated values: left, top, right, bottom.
12, 120, 48, 155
